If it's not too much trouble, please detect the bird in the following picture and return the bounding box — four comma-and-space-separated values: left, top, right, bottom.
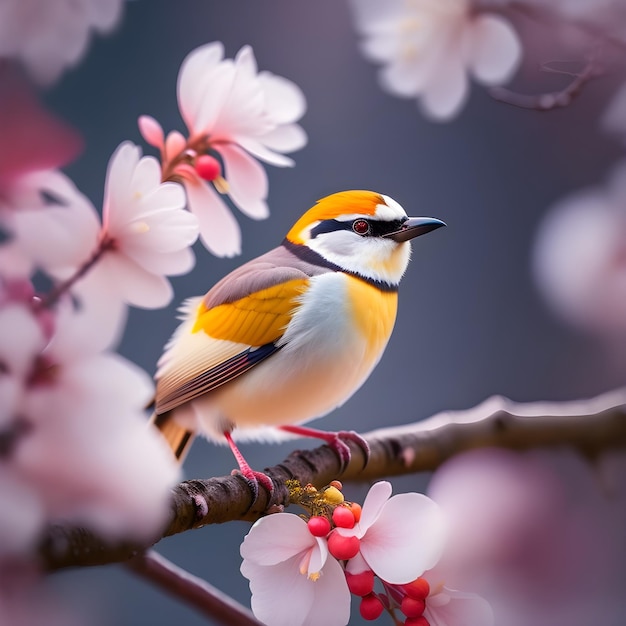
152, 190, 445, 497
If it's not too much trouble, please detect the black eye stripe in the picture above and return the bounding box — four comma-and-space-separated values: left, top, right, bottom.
310, 218, 407, 239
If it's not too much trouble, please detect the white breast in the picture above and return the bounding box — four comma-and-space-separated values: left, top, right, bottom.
189, 272, 384, 441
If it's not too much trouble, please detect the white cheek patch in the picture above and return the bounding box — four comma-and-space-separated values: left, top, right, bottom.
307, 231, 408, 284
308, 230, 363, 258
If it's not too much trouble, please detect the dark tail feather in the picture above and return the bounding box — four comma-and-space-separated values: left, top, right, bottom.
150, 411, 196, 463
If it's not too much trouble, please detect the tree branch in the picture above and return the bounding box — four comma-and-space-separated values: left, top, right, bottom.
40, 388, 626, 571
126, 550, 261, 626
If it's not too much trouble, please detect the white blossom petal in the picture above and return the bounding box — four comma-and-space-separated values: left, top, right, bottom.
104, 142, 141, 231
467, 15, 521, 85
360, 492, 447, 584
533, 175, 626, 333
240, 514, 317, 566
258, 72, 307, 125
425, 586, 494, 626
242, 549, 349, 626
95, 254, 174, 309
184, 179, 241, 257
359, 480, 393, 532
177, 42, 229, 132
62, 270, 128, 353
260, 123, 308, 154
420, 47, 469, 121
220, 143, 269, 220
0, 0, 124, 84
235, 136, 296, 167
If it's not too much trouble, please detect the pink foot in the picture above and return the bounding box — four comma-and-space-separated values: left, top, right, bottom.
224, 431, 274, 500
279, 425, 370, 471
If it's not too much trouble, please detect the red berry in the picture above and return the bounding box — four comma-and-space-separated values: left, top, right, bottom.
359, 594, 384, 621
332, 506, 356, 529
345, 569, 375, 596
347, 502, 362, 522
194, 154, 221, 181
327, 531, 360, 560
401, 596, 426, 618
307, 516, 331, 537
402, 577, 430, 600
405, 617, 430, 626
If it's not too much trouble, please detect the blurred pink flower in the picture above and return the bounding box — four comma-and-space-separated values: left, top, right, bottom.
340, 481, 446, 584
0, 294, 181, 541
428, 447, 626, 626
422, 581, 494, 626
533, 161, 626, 333
139, 41, 307, 257
0, 70, 82, 186
3, 142, 198, 349
349, 0, 521, 121
240, 512, 350, 626
6, 170, 101, 273
0, 0, 123, 84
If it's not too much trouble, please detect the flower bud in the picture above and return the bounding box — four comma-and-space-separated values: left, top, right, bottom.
323, 485, 344, 504
194, 155, 221, 181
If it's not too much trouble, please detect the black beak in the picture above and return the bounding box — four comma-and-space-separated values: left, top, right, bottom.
383, 217, 447, 243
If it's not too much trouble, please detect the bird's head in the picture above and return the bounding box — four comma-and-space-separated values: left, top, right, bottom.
285, 190, 445, 286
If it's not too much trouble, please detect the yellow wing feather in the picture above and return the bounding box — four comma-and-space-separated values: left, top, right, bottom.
155, 279, 309, 414
192, 278, 309, 346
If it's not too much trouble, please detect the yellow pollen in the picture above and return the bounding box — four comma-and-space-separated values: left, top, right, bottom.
308, 572, 321, 582
131, 221, 150, 234
214, 175, 229, 194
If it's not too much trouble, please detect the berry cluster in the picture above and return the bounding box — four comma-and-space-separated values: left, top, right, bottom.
352, 575, 431, 625
296, 481, 433, 625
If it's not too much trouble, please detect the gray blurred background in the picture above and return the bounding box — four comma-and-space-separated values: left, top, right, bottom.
41, 0, 625, 624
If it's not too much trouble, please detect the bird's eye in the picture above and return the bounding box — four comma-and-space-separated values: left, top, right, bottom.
352, 219, 371, 235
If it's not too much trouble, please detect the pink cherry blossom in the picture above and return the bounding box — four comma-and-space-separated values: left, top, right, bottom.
91, 141, 199, 309
139, 41, 307, 257
340, 481, 447, 584
428, 447, 626, 626
240, 513, 350, 626
533, 161, 626, 334
0, 0, 124, 84
0, 292, 180, 542
349, 0, 522, 121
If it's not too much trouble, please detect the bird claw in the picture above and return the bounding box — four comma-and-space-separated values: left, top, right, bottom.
231, 468, 274, 502
332, 430, 371, 471
279, 425, 370, 472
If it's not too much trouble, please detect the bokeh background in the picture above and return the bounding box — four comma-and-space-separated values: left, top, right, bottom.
37, 0, 625, 623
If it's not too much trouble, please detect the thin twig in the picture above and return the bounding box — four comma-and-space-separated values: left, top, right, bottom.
40, 388, 626, 571
126, 550, 261, 626
490, 54, 603, 111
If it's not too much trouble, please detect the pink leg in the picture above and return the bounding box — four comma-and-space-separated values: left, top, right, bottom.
279, 424, 370, 471
224, 431, 274, 500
